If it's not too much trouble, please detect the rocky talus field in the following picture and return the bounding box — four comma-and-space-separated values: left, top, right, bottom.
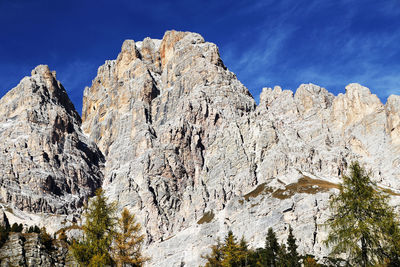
0, 30, 400, 266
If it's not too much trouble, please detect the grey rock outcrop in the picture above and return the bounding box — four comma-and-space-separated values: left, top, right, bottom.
0, 65, 103, 215
82, 31, 400, 266
2, 30, 400, 266
81, 31, 400, 266
82, 30, 256, 244
0, 232, 76, 266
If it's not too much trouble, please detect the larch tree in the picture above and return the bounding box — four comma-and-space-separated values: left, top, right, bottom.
203, 231, 250, 267
70, 188, 117, 266
221, 230, 242, 266
203, 238, 223, 267
325, 161, 400, 267
112, 208, 148, 267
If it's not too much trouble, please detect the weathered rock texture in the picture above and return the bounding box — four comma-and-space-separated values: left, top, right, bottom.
0, 232, 76, 266
0, 65, 103, 215
2, 30, 400, 266
81, 31, 400, 266
82, 31, 255, 246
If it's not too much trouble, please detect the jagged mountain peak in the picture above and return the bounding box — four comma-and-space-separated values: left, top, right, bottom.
79, 31, 400, 266
1, 65, 80, 125
1, 31, 400, 266
0, 65, 103, 220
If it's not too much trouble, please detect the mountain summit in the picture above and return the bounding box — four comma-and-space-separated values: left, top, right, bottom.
0, 31, 400, 266
0, 65, 103, 217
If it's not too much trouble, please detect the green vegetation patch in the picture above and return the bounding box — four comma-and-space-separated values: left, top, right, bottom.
197, 211, 215, 224
272, 176, 339, 200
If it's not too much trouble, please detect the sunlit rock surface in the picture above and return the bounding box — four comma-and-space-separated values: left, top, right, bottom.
0, 65, 103, 231
81, 31, 400, 266
1, 30, 400, 266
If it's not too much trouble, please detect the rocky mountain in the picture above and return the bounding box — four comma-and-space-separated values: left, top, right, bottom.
0, 65, 103, 230
1, 30, 400, 266
0, 232, 74, 266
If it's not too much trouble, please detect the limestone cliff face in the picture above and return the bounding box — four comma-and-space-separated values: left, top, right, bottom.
82, 30, 256, 243
80, 31, 400, 266
0, 65, 103, 215
0, 232, 75, 266
2, 30, 400, 266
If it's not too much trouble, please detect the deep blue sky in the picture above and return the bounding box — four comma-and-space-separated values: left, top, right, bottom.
1, 0, 400, 113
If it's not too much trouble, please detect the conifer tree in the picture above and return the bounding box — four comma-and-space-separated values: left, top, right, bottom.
40, 227, 53, 250
28, 225, 40, 233
325, 161, 400, 267
10, 222, 23, 232
70, 188, 117, 266
303, 255, 319, 267
263, 227, 280, 267
0, 225, 9, 248
112, 208, 148, 267
277, 243, 288, 267
221, 230, 241, 266
203, 231, 251, 267
203, 238, 223, 267
238, 236, 250, 266
286, 225, 300, 267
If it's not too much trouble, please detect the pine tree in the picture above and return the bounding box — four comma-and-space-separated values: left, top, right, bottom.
112, 208, 148, 267
277, 243, 288, 267
286, 225, 300, 267
70, 188, 117, 266
203, 238, 223, 267
10, 222, 23, 232
203, 231, 251, 267
40, 227, 53, 250
0, 225, 9, 248
221, 230, 240, 266
303, 255, 319, 267
34, 225, 40, 233
385, 218, 400, 266
263, 227, 280, 267
325, 161, 400, 267
28, 225, 40, 233
238, 236, 250, 266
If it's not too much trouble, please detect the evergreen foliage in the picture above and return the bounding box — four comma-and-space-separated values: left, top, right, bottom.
40, 227, 53, 250
69, 189, 149, 266
28, 225, 41, 233
203, 231, 250, 267
113, 208, 148, 267
303, 255, 319, 267
263, 227, 281, 266
10, 222, 23, 232
325, 161, 400, 266
70, 188, 117, 266
203, 238, 223, 267
202, 227, 302, 267
286, 225, 300, 267
0, 225, 9, 248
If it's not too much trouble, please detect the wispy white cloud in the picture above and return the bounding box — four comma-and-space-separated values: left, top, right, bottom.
219, 0, 400, 103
